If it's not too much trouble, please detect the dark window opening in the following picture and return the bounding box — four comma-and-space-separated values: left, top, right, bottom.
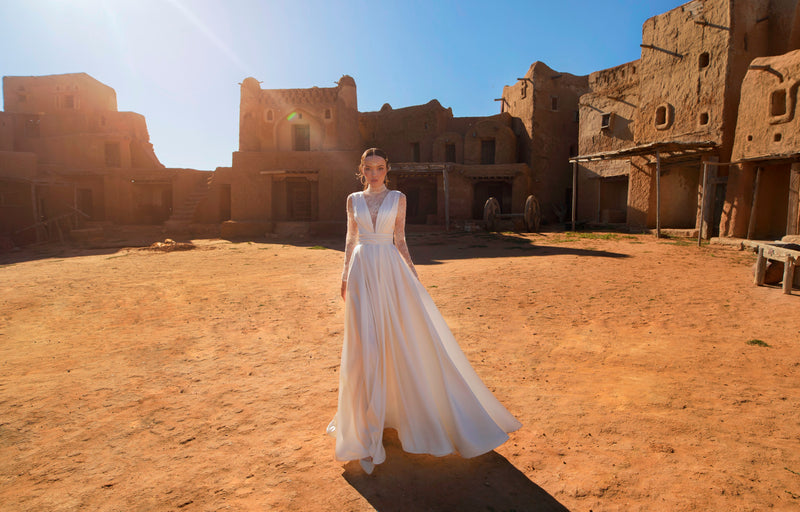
481, 139, 496, 165
105, 142, 121, 167
411, 142, 420, 162
445, 143, 456, 163
63, 95, 75, 109
655, 106, 667, 126
551, 96, 559, 111
774, 133, 782, 142
267, 110, 274, 121
698, 52, 710, 69
770, 89, 787, 117
699, 112, 709, 125
293, 124, 310, 151
600, 112, 612, 130
324, 108, 331, 119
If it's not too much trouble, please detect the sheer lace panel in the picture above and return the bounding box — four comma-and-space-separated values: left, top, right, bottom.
342, 194, 358, 281
341, 190, 418, 281
362, 187, 390, 231
394, 193, 418, 279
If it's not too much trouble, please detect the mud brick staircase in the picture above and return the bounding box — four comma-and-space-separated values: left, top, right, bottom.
164, 172, 214, 230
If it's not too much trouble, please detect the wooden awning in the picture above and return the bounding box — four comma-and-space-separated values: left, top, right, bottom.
570, 140, 718, 163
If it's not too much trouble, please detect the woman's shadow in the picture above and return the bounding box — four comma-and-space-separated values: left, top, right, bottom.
343, 430, 570, 511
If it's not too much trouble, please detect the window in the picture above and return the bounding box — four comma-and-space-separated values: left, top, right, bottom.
293, 124, 310, 151
324, 108, 331, 119
25, 119, 40, 138
600, 112, 613, 130
63, 95, 75, 109
699, 112, 709, 125
105, 142, 121, 167
520, 81, 527, 99
481, 139, 496, 165
411, 142, 420, 162
17, 94, 26, 103
655, 106, 667, 125
550, 96, 559, 111
698, 52, 710, 69
266, 109, 274, 121
445, 143, 456, 163
771, 89, 787, 117
774, 133, 782, 142
654, 103, 673, 129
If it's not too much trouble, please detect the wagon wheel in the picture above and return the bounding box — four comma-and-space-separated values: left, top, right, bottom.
524, 195, 541, 232
483, 197, 501, 231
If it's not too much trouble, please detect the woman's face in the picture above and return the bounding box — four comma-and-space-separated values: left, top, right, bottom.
361, 155, 388, 188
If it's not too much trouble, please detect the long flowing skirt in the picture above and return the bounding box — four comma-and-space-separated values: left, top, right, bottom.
328, 240, 521, 465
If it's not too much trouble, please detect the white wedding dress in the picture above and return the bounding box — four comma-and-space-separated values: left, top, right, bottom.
327, 188, 521, 467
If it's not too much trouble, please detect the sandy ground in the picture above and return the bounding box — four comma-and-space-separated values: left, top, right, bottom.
1, 229, 799, 511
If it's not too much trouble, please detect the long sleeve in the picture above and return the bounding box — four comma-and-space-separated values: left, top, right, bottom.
342, 194, 358, 281
393, 193, 419, 279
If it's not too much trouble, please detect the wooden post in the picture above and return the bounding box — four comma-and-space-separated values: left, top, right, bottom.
596, 178, 602, 223
783, 256, 795, 294
747, 166, 762, 240
698, 161, 708, 247
442, 166, 450, 232
571, 161, 577, 231
754, 246, 767, 285
656, 150, 661, 238
787, 163, 800, 236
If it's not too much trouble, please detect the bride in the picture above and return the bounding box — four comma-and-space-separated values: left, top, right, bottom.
327, 148, 521, 475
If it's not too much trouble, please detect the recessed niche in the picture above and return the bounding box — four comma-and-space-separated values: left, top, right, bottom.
654, 103, 673, 130
699, 112, 709, 125
771, 89, 787, 117
774, 133, 782, 142
747, 135, 753, 141
698, 52, 710, 69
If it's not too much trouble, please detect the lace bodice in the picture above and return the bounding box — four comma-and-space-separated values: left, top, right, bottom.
341, 189, 418, 281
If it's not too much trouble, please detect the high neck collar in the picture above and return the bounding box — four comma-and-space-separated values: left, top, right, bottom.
365, 184, 388, 195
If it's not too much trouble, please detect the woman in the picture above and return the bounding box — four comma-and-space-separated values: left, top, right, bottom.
327, 148, 521, 474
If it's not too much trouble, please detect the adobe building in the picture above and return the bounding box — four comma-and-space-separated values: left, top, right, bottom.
720, 48, 800, 239
211, 76, 363, 237
360, 100, 528, 228
572, 0, 800, 240
0, 73, 205, 245
501, 62, 589, 224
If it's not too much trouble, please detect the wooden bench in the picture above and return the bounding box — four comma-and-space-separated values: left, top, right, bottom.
754, 243, 800, 294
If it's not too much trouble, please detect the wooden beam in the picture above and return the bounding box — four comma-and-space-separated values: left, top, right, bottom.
571, 161, 577, 231
698, 161, 708, 247
787, 163, 800, 236
656, 150, 661, 238
747, 166, 763, 240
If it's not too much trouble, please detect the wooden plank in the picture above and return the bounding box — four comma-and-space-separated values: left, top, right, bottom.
699, 162, 708, 247
783, 256, 795, 294
747, 166, 762, 240
656, 151, 661, 238
788, 163, 800, 236
755, 247, 767, 285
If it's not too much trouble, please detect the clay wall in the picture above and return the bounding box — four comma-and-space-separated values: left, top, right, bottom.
3, 73, 117, 115
239, 76, 360, 153
502, 61, 588, 223
634, 0, 770, 161
720, 49, 800, 238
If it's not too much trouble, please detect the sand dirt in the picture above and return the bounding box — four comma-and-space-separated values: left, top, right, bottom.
1, 230, 799, 511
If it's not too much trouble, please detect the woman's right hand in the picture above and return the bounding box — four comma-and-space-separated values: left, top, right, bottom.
341, 280, 347, 300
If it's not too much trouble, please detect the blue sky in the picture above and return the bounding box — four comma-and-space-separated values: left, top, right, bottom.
1, 0, 682, 170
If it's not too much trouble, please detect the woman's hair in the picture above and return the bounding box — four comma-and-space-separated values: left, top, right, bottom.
356, 147, 390, 188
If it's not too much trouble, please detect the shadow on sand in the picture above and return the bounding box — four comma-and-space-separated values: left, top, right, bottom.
343, 430, 569, 512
